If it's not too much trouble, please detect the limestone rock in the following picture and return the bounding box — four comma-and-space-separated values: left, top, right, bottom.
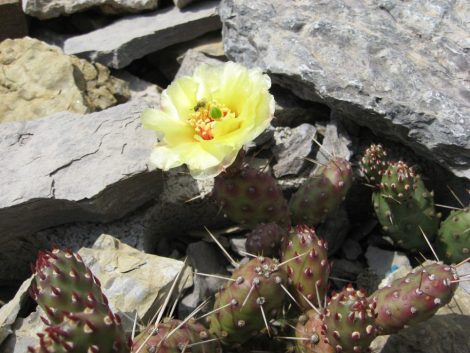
176, 49, 224, 79
0, 37, 130, 123
365, 245, 411, 284
79, 234, 193, 325
220, 0, 470, 179
0, 0, 28, 42
63, 1, 221, 69
0, 100, 163, 282
22, 0, 161, 19
272, 124, 317, 178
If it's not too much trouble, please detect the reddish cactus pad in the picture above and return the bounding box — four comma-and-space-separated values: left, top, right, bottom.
213, 167, 290, 228
322, 286, 379, 353
290, 157, 352, 226
245, 222, 287, 258
132, 319, 219, 353
281, 225, 330, 310
359, 144, 388, 186
370, 262, 459, 334
295, 310, 335, 353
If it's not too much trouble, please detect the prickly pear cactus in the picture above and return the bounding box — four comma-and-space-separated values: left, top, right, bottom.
295, 310, 334, 353
322, 286, 379, 353
213, 167, 290, 228
29, 309, 129, 353
379, 161, 416, 201
281, 225, 330, 310
245, 222, 287, 258
30, 249, 107, 325
28, 248, 129, 353
370, 262, 459, 334
208, 257, 288, 345
290, 157, 352, 226
435, 207, 470, 263
132, 319, 219, 353
372, 163, 440, 251
359, 143, 388, 186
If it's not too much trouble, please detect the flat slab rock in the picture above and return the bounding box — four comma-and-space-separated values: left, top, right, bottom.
220, 0, 470, 179
0, 100, 162, 240
62, 0, 221, 69
22, 0, 161, 19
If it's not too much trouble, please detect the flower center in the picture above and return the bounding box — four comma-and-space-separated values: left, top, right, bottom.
188, 99, 235, 140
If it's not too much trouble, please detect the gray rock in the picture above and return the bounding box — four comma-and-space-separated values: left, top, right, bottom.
0, 100, 163, 280
330, 258, 364, 281
63, 1, 221, 69
365, 245, 411, 283
341, 238, 362, 261
114, 71, 161, 106
456, 262, 470, 294
0, 0, 27, 42
22, 0, 161, 19
176, 49, 224, 79
316, 114, 352, 165
272, 124, 317, 178
179, 241, 229, 317
229, 237, 246, 256
220, 0, 470, 180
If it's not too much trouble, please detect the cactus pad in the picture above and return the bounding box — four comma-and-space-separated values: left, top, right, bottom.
359, 144, 388, 186
132, 319, 219, 353
281, 225, 330, 310
295, 310, 334, 353
379, 161, 416, 201
209, 257, 287, 345
435, 207, 470, 264
290, 157, 352, 226
245, 223, 287, 258
322, 286, 379, 353
370, 262, 459, 334
213, 167, 290, 228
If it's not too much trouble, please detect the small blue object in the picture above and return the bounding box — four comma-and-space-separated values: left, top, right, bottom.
390, 264, 399, 273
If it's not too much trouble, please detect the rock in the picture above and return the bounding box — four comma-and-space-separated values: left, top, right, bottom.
220, 0, 470, 180
456, 262, 470, 294
174, 0, 200, 9
272, 124, 317, 178
365, 245, 411, 283
62, 1, 221, 69
179, 241, 229, 318
114, 71, 161, 106
330, 258, 364, 282
229, 237, 247, 256
316, 114, 352, 165
0, 0, 28, 42
0, 310, 45, 353
341, 238, 362, 261
0, 38, 130, 123
0, 277, 33, 345
22, 0, 161, 19
271, 85, 331, 127
78, 234, 193, 325
143, 169, 229, 255
0, 100, 163, 281
175, 49, 224, 79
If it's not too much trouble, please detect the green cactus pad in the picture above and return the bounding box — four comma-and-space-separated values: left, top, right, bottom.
132, 319, 219, 353
322, 285, 379, 353
208, 257, 287, 345
435, 208, 470, 264
372, 173, 440, 251
213, 167, 290, 228
370, 262, 459, 334
30, 249, 107, 325
295, 310, 334, 353
359, 144, 388, 186
281, 225, 330, 310
379, 161, 417, 201
290, 157, 352, 226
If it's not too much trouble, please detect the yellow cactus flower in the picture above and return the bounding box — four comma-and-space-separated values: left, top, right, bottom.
142, 62, 275, 179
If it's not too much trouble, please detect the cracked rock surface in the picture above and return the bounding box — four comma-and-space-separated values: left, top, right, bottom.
220, 0, 470, 180
0, 100, 162, 265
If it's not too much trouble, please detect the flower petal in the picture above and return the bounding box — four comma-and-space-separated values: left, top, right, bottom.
161, 76, 199, 121
141, 108, 194, 145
